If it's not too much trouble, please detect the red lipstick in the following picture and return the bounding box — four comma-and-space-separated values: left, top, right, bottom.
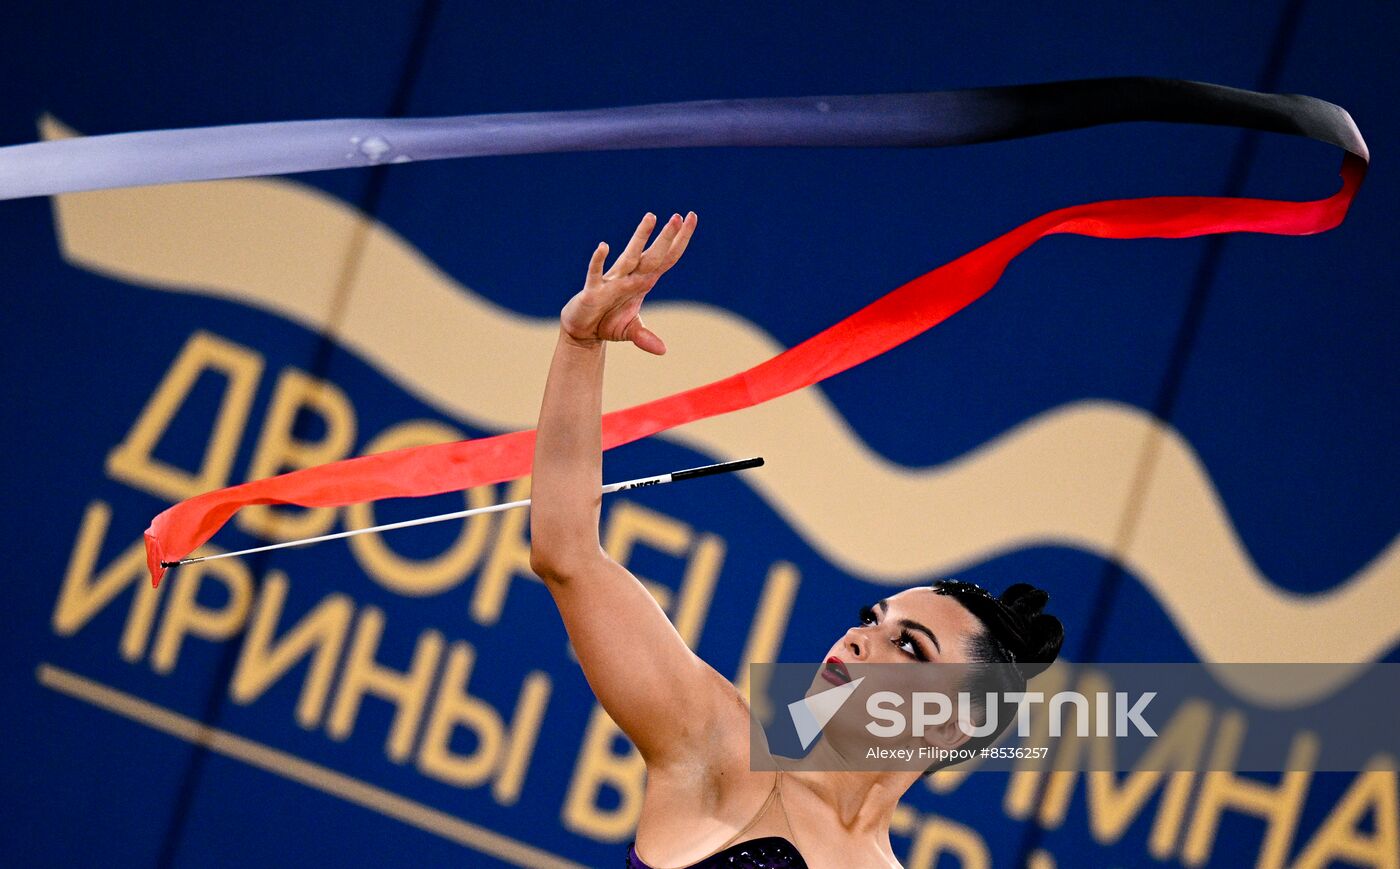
822, 656, 852, 686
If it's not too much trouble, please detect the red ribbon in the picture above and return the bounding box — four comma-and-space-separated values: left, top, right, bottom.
145, 153, 1366, 586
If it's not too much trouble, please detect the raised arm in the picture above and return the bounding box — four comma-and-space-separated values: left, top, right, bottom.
529, 212, 744, 767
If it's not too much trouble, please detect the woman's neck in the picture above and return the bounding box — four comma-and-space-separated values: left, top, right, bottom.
779, 738, 923, 833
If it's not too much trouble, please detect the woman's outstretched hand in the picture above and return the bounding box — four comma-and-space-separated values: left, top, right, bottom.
560, 211, 697, 355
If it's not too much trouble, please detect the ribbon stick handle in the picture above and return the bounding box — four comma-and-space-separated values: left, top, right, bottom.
672, 457, 765, 481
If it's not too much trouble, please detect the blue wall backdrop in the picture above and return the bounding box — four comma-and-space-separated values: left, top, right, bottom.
2, 2, 1396, 867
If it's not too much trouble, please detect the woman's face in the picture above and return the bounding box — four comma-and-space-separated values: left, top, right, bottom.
825, 587, 981, 670
804, 588, 987, 758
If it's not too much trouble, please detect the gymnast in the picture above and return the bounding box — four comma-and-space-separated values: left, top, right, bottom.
529, 212, 1065, 868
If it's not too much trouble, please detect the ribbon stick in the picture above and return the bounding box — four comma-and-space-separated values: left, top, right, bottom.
0, 78, 1366, 201
160, 458, 763, 569
0, 78, 1363, 586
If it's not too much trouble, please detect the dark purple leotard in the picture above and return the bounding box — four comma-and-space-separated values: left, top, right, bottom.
625, 836, 807, 869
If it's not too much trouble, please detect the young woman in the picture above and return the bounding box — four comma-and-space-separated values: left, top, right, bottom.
529, 212, 1064, 868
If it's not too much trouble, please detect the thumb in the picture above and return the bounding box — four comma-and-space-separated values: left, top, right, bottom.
628, 319, 668, 356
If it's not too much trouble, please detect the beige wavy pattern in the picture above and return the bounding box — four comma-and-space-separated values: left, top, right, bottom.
44, 117, 1400, 706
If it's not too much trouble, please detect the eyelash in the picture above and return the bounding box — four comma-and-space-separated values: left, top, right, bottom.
857, 606, 928, 661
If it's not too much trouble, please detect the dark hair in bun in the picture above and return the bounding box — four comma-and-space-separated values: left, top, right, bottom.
933, 580, 1064, 680
923, 580, 1065, 772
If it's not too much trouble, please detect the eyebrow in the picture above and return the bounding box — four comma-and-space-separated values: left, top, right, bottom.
899, 619, 941, 655
875, 600, 941, 654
